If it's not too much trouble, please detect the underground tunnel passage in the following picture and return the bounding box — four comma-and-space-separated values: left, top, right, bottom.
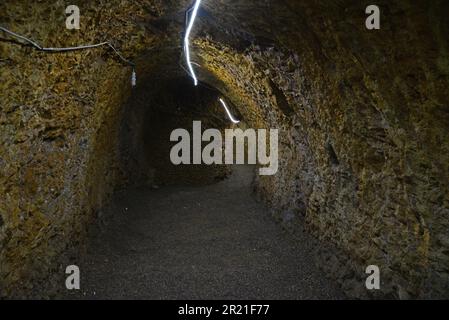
0, 0, 449, 300
120, 76, 235, 187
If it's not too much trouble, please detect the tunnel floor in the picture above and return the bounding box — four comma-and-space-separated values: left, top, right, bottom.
68, 166, 344, 299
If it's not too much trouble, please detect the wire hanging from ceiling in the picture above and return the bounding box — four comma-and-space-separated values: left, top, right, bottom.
0, 26, 137, 87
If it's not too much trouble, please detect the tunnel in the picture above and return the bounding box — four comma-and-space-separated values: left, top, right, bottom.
0, 0, 448, 300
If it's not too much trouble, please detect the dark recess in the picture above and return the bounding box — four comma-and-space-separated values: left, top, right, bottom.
269, 79, 294, 116
326, 142, 340, 166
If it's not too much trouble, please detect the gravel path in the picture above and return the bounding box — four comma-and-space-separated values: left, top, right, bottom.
71, 166, 344, 299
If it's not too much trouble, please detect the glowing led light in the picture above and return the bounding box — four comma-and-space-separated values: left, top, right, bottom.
219, 98, 240, 124
184, 0, 202, 86
131, 69, 137, 87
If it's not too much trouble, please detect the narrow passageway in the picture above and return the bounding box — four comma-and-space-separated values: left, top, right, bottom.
71, 166, 343, 299
2, 1, 447, 300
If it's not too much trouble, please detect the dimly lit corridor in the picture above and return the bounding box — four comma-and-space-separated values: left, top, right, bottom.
67, 166, 343, 299
1, 0, 448, 300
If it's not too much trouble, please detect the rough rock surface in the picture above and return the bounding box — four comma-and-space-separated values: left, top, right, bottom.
0, 0, 448, 298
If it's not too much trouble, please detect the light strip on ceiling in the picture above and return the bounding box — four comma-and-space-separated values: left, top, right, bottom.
184, 0, 202, 86
219, 98, 240, 124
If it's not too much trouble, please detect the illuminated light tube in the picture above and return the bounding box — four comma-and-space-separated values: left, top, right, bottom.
184, 0, 202, 86
219, 98, 240, 124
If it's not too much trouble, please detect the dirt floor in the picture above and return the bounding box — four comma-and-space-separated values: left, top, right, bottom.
66, 166, 344, 299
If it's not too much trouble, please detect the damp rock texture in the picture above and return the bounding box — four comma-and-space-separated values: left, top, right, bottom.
0, 0, 448, 298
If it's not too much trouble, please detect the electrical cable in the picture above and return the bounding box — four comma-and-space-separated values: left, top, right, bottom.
0, 26, 137, 86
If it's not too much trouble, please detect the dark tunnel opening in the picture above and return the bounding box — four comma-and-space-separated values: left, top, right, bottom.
118, 76, 240, 187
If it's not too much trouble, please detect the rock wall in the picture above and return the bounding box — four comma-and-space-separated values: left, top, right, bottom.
0, 0, 163, 298
193, 1, 449, 298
